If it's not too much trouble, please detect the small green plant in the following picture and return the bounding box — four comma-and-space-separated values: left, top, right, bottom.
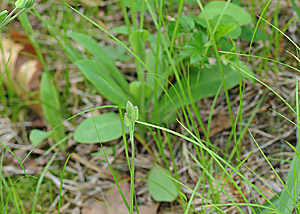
40, 72, 66, 152
62, 0, 260, 207
65, 0, 269, 130
124, 101, 138, 214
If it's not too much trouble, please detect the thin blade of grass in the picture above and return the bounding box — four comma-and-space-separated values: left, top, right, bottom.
277, 79, 300, 212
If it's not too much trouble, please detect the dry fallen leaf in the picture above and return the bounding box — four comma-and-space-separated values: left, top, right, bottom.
82, 181, 159, 214
0, 31, 43, 117
82, 197, 106, 214
138, 203, 159, 214
199, 114, 233, 137
82, 181, 130, 214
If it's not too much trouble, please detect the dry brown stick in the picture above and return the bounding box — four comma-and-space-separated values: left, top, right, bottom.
69, 153, 116, 179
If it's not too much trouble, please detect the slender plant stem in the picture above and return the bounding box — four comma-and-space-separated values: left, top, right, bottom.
130, 127, 135, 214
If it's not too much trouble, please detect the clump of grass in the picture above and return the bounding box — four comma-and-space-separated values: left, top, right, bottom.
1, 0, 300, 213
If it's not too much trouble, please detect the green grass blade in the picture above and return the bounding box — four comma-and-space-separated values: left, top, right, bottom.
32, 151, 58, 213
277, 80, 300, 212
57, 153, 73, 214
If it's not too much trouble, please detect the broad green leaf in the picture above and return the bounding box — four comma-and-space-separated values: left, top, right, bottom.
41, 73, 65, 142
29, 129, 49, 146
101, 45, 126, 61
75, 59, 129, 106
197, 15, 241, 39
91, 146, 115, 156
67, 32, 111, 63
239, 25, 270, 41
219, 37, 233, 52
157, 64, 243, 122
0, 10, 8, 23
148, 165, 178, 202
129, 29, 149, 63
179, 15, 195, 32
74, 112, 129, 143
181, 32, 209, 67
111, 25, 135, 35
213, 15, 241, 39
199, 1, 251, 25
64, 45, 83, 62
129, 81, 152, 100
229, 60, 256, 84
68, 32, 129, 92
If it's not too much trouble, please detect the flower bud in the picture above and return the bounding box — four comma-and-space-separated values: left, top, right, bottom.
126, 101, 134, 118
133, 106, 139, 121
15, 0, 34, 9
124, 113, 130, 127
125, 101, 138, 124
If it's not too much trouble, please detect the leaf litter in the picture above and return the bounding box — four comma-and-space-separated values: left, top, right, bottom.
82, 181, 159, 214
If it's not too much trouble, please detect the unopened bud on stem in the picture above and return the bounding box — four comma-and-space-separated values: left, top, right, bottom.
15, 0, 34, 9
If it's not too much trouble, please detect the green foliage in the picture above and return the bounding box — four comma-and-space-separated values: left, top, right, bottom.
29, 129, 49, 146
111, 25, 135, 35
129, 81, 152, 100
40, 73, 66, 145
124, 100, 139, 214
64, 0, 258, 150
129, 29, 149, 62
75, 59, 129, 106
7, 0, 299, 210
157, 64, 243, 122
277, 82, 300, 213
148, 165, 178, 202
74, 112, 129, 143
199, 1, 251, 25
67, 32, 129, 94
290, 0, 300, 20
239, 25, 270, 41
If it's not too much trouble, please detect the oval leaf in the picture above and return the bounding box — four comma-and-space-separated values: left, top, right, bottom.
157, 64, 244, 122
199, 1, 251, 25
148, 165, 178, 202
129, 81, 152, 100
29, 129, 49, 146
129, 29, 149, 62
74, 112, 128, 143
41, 73, 65, 142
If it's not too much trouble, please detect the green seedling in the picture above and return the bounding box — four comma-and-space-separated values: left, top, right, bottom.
124, 101, 139, 133
124, 101, 138, 214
